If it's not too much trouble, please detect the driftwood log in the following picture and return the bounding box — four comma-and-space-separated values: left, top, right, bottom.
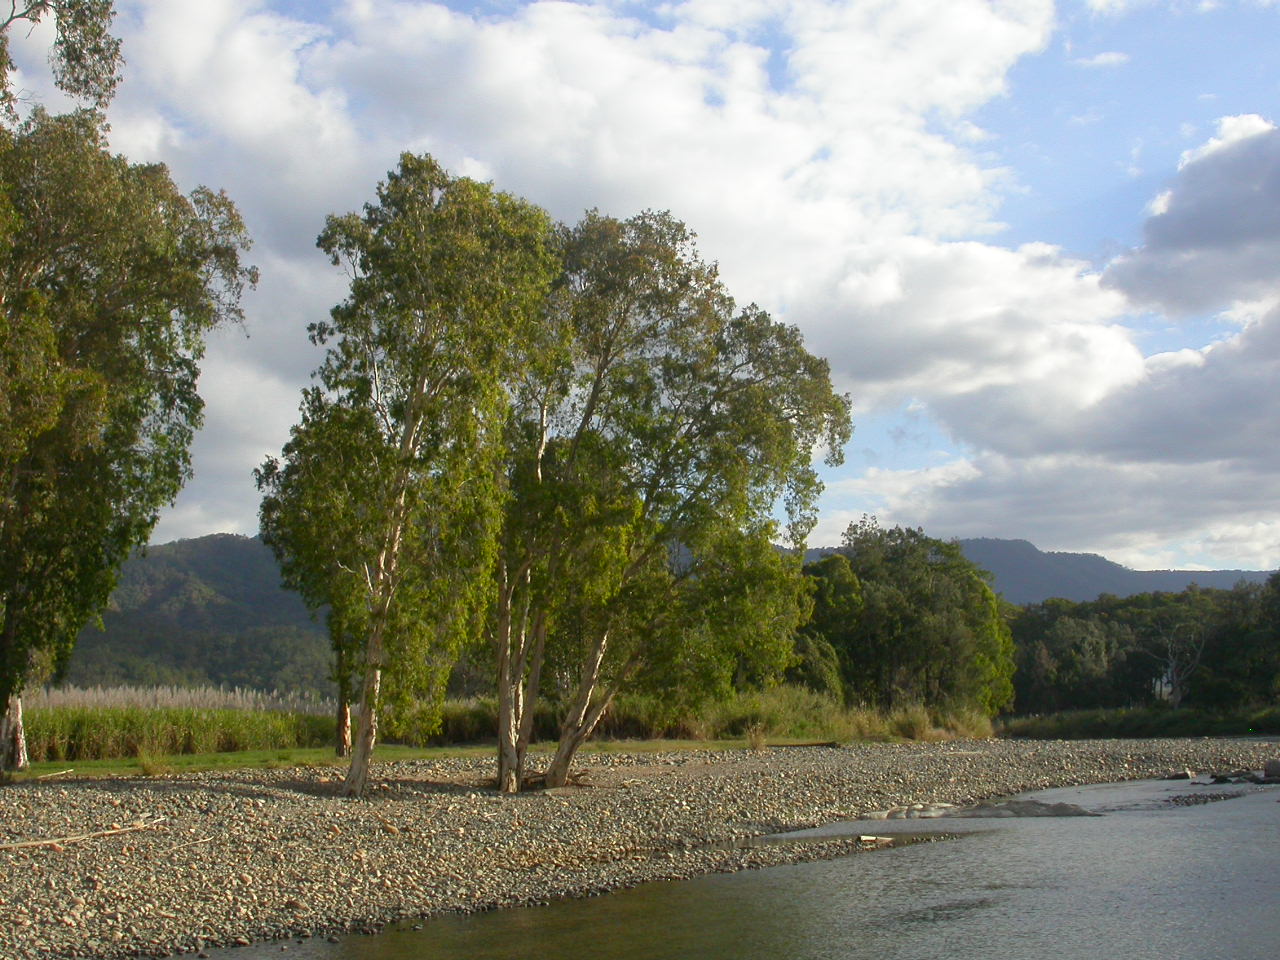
0, 817, 166, 851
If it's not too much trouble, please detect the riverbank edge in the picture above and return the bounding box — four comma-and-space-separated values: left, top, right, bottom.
4, 737, 1276, 959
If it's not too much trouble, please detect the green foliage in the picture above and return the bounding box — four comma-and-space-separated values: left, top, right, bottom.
786, 632, 844, 700
1010, 577, 1280, 714
258, 154, 557, 789
24, 705, 333, 762
0, 1, 123, 117
492, 208, 851, 787
0, 109, 255, 723
1000, 704, 1280, 740
810, 518, 1015, 716
22, 682, 1002, 764
789, 553, 863, 699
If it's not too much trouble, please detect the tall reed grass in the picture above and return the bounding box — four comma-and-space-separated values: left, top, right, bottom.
24, 706, 335, 762
27, 684, 336, 716
23, 683, 999, 763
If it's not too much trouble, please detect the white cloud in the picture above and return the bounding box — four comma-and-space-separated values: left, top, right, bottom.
103, 0, 1053, 541
1104, 115, 1280, 314
1086, 0, 1148, 13
828, 450, 1280, 569
1072, 51, 1130, 67
29, 1, 1263, 571
1179, 112, 1274, 167
795, 237, 1138, 415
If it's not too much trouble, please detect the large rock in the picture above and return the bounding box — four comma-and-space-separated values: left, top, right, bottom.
948, 799, 1100, 818
1264, 759, 1280, 779
869, 798, 1099, 819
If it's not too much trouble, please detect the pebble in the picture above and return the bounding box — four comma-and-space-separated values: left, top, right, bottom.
2, 737, 1276, 959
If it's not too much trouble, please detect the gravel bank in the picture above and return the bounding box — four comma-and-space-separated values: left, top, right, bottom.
3, 737, 1276, 959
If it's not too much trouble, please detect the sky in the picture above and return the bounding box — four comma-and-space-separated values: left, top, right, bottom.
10, 0, 1280, 571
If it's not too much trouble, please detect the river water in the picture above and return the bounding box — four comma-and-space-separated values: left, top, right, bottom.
220, 778, 1280, 960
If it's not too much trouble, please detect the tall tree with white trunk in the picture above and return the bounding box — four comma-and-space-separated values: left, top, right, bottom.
492, 210, 851, 792
258, 154, 556, 796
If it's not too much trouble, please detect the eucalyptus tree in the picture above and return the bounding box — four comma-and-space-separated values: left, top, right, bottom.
0, 109, 256, 769
0, 0, 122, 116
258, 154, 557, 796
0, 0, 126, 770
491, 210, 851, 791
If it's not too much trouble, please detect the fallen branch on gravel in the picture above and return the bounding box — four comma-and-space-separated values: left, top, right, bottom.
33, 769, 76, 780
0, 817, 166, 851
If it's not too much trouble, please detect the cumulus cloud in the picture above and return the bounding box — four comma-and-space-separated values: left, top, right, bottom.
91, 0, 1074, 546
10, 1, 1275, 570
844, 113, 1280, 567
1103, 115, 1280, 314
793, 237, 1138, 412
824, 451, 1280, 570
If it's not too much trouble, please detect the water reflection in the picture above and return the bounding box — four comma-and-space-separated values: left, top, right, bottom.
223, 780, 1280, 960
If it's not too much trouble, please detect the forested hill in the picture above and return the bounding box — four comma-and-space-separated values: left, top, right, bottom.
954, 538, 1272, 605
65, 535, 331, 693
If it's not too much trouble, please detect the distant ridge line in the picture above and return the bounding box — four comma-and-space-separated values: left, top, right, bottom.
806, 536, 1273, 605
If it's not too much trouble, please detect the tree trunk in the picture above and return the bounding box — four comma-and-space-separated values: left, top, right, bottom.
335, 695, 351, 758
494, 576, 548, 793
1, 694, 29, 772
515, 623, 546, 780
495, 584, 522, 793
542, 631, 611, 789
544, 689, 614, 788
342, 663, 380, 796
333, 645, 352, 757
496, 691, 521, 793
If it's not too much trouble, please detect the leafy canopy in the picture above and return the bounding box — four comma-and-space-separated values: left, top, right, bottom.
1, 1, 123, 117
493, 209, 851, 785
258, 153, 558, 741
827, 517, 1015, 715
0, 108, 255, 706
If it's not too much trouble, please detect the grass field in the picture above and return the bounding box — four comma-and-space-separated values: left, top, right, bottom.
17, 688, 1277, 782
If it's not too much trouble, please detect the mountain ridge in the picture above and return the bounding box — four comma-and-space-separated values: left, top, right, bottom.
808, 537, 1272, 605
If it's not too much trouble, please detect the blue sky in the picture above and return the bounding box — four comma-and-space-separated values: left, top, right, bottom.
11, 0, 1280, 570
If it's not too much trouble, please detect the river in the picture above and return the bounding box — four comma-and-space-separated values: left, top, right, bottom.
215, 777, 1280, 960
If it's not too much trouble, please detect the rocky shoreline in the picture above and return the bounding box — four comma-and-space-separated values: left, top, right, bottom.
3, 737, 1276, 959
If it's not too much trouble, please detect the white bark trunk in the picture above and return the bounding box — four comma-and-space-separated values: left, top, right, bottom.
496, 613, 522, 793
342, 662, 380, 796
543, 631, 611, 788
544, 690, 613, 788
496, 696, 521, 793
1, 694, 28, 771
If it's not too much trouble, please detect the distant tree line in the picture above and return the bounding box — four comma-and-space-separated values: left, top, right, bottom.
1010, 579, 1280, 714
